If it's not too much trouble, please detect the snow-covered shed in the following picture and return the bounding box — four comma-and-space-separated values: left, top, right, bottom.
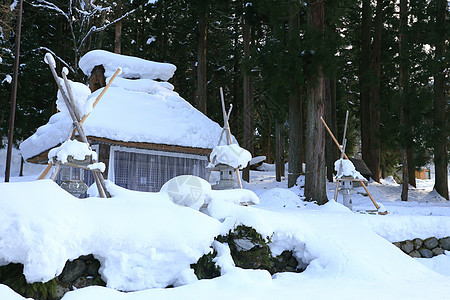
20, 50, 226, 192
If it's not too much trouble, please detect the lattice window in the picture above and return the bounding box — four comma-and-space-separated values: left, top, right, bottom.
112, 147, 208, 192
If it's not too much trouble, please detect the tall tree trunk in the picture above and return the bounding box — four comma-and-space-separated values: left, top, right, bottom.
197, 6, 207, 114
305, 0, 327, 204
368, 0, 382, 182
275, 120, 284, 182
288, 1, 303, 188
325, 77, 338, 182
289, 88, 303, 187
433, 0, 448, 200
242, 19, 254, 182
399, 0, 409, 201
114, 20, 122, 54
360, 0, 372, 180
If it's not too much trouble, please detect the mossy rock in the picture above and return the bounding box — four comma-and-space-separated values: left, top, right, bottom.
217, 225, 274, 272
191, 250, 221, 280
0, 263, 57, 300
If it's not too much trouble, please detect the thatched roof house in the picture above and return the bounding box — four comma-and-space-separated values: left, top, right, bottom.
20, 50, 226, 192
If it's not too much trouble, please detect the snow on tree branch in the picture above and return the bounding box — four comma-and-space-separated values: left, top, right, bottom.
77, 8, 137, 52
32, 0, 70, 22
35, 47, 75, 73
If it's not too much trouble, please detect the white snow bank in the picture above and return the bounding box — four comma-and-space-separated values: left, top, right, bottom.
257, 188, 303, 209
206, 189, 259, 206
79, 50, 176, 81
205, 199, 447, 281
0, 284, 30, 300
415, 252, 450, 276
60, 271, 450, 300
48, 140, 97, 164
209, 144, 252, 169
334, 159, 364, 179
0, 180, 221, 291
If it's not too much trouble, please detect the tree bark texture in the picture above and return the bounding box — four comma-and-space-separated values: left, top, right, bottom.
197, 8, 208, 114
288, 88, 303, 188
275, 121, 284, 182
399, 0, 414, 200
360, 0, 382, 182
368, 0, 382, 182
325, 77, 338, 182
114, 20, 122, 54
433, 0, 448, 200
288, 1, 303, 188
360, 0, 372, 180
305, 0, 327, 204
242, 19, 254, 183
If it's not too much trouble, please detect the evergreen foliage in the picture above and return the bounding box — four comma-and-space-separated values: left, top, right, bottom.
0, 0, 447, 195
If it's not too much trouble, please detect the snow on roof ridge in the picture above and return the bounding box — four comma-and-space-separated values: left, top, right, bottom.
79, 50, 176, 81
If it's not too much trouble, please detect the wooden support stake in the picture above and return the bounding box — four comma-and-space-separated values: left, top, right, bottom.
44, 53, 110, 198
320, 116, 380, 211
38, 161, 53, 180
219, 87, 243, 189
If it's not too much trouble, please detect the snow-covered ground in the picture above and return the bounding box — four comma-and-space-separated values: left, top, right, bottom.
1, 148, 450, 300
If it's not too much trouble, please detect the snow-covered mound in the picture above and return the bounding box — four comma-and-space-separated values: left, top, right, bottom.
0, 180, 221, 291
79, 50, 176, 81
258, 188, 303, 209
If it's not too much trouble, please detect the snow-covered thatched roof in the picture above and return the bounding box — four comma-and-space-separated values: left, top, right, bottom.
20, 51, 225, 162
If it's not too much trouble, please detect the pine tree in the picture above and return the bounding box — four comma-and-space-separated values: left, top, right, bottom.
432, 0, 448, 200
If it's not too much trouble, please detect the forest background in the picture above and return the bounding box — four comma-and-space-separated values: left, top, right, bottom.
0, 0, 447, 202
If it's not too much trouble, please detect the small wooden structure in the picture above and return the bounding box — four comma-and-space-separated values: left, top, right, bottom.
41, 53, 110, 198
21, 50, 227, 193
415, 169, 431, 180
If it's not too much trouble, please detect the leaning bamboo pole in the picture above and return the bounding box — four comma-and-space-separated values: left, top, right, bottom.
320, 116, 380, 211
220, 87, 243, 189
37, 67, 121, 181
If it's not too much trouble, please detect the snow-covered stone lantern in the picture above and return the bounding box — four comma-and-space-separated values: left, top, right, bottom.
334, 159, 366, 211
48, 140, 104, 198
208, 144, 252, 190
338, 176, 356, 210
59, 164, 89, 198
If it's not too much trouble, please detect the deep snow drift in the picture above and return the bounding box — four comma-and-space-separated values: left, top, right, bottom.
1, 152, 450, 299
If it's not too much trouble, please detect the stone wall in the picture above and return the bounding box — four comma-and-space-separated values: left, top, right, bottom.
393, 237, 450, 258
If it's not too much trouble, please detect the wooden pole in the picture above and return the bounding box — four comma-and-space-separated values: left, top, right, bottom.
79, 68, 121, 125
320, 116, 380, 211
37, 67, 119, 179
220, 87, 242, 188
45, 53, 110, 198
38, 162, 53, 180
5, 0, 23, 182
